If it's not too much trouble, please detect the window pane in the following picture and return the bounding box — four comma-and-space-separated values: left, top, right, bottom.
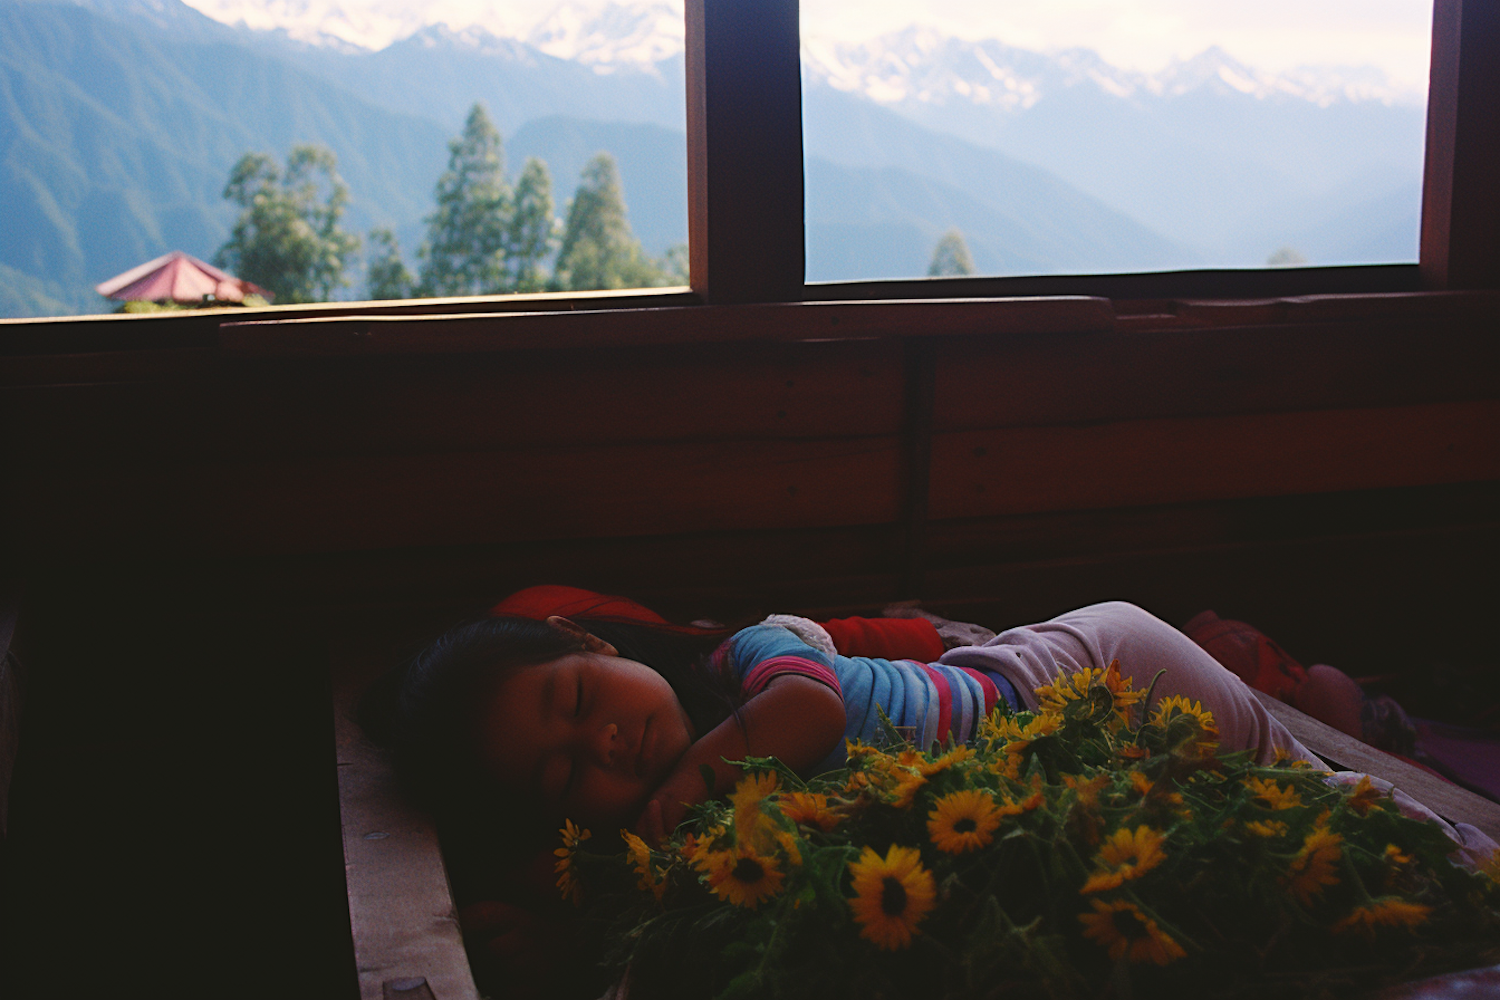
1, 0, 687, 318
802, 1, 1433, 281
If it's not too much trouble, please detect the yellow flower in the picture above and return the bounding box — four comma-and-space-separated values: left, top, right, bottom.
990, 752, 1025, 780
927, 789, 1004, 854
1383, 843, 1413, 867
684, 825, 727, 872
1151, 696, 1220, 754
1129, 770, 1183, 805
730, 771, 780, 851
1245, 776, 1303, 811
847, 845, 937, 950
780, 791, 842, 832
1332, 898, 1432, 938
1035, 668, 1100, 713
894, 749, 926, 770
921, 745, 974, 775
1012, 779, 1046, 813
1245, 820, 1289, 838
1063, 773, 1110, 810
730, 771, 778, 825
1345, 775, 1386, 816
1150, 694, 1214, 729
553, 819, 591, 905
621, 829, 666, 900
1478, 848, 1500, 884
888, 770, 928, 809
703, 844, 785, 909
1100, 659, 1147, 708
1283, 825, 1342, 906
989, 710, 1063, 750
1079, 899, 1187, 965
1081, 825, 1167, 894
844, 739, 890, 766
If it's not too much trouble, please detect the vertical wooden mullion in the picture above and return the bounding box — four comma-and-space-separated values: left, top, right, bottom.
1419, 0, 1500, 290
685, 0, 806, 304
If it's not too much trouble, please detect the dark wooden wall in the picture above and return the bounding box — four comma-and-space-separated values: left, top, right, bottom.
1, 289, 1496, 997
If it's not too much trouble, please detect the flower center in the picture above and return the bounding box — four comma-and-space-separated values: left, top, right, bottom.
953, 817, 977, 833
1112, 908, 1148, 938
732, 857, 764, 884
880, 876, 908, 916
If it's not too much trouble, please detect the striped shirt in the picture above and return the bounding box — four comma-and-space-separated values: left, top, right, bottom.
713, 624, 1020, 774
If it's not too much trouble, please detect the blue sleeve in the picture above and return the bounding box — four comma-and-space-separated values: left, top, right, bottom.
718, 625, 842, 698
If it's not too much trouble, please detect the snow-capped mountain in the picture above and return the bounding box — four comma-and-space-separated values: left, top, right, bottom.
802, 28, 1424, 113
527, 1, 681, 71
178, 0, 684, 67
176, 0, 1420, 109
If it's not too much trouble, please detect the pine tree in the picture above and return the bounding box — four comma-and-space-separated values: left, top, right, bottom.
553, 153, 662, 291
928, 228, 976, 277
508, 157, 558, 293
365, 228, 414, 300
418, 103, 512, 296
215, 145, 359, 304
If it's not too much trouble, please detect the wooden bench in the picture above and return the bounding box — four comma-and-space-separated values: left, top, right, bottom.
3, 289, 1497, 996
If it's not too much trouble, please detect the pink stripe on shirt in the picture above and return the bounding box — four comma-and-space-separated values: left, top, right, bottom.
742, 656, 842, 697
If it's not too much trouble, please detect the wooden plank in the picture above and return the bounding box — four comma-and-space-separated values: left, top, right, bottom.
928, 400, 1500, 521
218, 298, 1116, 358
1115, 289, 1500, 329
0, 586, 19, 844
9, 435, 906, 557
920, 481, 1500, 572
1421, 0, 1500, 290
808, 265, 1422, 303
685, 0, 804, 303
1251, 689, 1500, 842
332, 629, 480, 1000
933, 313, 1498, 432
915, 518, 1497, 683
0, 348, 218, 388
2, 339, 906, 466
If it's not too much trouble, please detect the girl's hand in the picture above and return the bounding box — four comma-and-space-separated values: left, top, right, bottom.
634, 769, 706, 845
634, 673, 845, 845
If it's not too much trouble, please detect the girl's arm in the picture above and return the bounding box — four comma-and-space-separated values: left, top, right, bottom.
635, 673, 845, 843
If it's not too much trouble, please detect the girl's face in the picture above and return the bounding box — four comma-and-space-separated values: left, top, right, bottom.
477, 647, 697, 829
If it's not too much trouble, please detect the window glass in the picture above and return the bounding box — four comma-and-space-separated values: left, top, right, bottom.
0, 0, 687, 318
801, 1, 1433, 281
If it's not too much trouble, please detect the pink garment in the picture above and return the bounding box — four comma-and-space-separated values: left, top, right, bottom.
939, 601, 1326, 767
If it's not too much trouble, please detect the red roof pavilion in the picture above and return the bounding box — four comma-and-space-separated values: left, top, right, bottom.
95, 251, 272, 304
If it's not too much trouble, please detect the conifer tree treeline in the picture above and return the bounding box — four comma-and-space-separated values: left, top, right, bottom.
216, 102, 683, 303
214, 145, 360, 304
373, 102, 678, 299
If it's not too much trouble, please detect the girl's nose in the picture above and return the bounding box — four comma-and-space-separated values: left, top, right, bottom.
591, 722, 619, 767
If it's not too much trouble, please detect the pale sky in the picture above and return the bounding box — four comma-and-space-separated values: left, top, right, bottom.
184, 0, 1435, 90
800, 1, 1435, 88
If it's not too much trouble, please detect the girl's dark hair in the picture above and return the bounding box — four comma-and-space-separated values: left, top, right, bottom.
359, 614, 739, 853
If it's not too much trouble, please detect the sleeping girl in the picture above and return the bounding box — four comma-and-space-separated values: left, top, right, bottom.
380, 593, 1326, 846
367, 588, 1497, 996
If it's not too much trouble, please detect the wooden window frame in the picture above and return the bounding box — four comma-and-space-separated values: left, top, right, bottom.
687, 0, 1498, 306
0, 0, 1492, 331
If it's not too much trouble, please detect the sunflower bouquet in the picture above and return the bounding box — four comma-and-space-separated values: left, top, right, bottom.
554, 664, 1500, 1000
